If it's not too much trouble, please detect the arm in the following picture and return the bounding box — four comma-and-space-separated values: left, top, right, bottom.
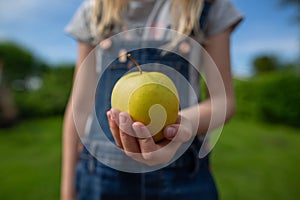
61, 42, 94, 200
180, 26, 236, 135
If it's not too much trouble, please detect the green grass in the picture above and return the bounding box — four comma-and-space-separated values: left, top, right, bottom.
211, 118, 300, 200
0, 117, 299, 199
0, 117, 63, 200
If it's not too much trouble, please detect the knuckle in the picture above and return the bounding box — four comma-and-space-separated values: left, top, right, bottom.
142, 152, 169, 166
142, 152, 154, 161
125, 151, 136, 157
124, 150, 131, 157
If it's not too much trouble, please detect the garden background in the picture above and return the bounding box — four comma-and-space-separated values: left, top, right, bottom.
0, 0, 299, 199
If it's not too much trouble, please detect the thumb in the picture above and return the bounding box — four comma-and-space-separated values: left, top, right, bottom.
164, 124, 193, 142
163, 125, 179, 140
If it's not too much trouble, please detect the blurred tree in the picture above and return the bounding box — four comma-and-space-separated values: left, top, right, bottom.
252, 55, 279, 74
0, 42, 48, 84
0, 42, 49, 126
0, 60, 18, 127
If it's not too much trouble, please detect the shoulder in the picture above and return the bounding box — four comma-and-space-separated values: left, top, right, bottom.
64, 0, 97, 45
204, 0, 244, 36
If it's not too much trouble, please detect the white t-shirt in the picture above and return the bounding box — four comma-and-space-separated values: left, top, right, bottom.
65, 0, 243, 45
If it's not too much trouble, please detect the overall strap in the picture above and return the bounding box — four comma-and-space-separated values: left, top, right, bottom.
200, 0, 214, 30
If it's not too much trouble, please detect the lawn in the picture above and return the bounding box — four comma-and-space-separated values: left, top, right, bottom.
0, 117, 299, 199
0, 117, 63, 200
212, 119, 300, 200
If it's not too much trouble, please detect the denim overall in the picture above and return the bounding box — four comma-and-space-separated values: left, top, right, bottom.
75, 2, 218, 200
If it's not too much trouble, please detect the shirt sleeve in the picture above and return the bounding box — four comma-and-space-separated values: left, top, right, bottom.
64, 0, 97, 45
205, 0, 244, 36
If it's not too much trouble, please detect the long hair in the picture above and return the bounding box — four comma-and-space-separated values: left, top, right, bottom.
91, 0, 204, 39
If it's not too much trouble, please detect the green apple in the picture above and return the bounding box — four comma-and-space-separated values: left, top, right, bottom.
111, 54, 179, 142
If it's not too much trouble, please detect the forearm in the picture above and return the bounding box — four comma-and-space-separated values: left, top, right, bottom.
61, 100, 79, 199
182, 27, 236, 136
180, 96, 235, 135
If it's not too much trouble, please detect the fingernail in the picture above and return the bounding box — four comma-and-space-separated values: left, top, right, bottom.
106, 111, 111, 118
119, 114, 127, 124
132, 123, 142, 130
166, 127, 176, 138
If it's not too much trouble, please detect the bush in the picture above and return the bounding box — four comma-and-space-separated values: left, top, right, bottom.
234, 78, 259, 119
13, 66, 74, 118
234, 69, 300, 127
257, 70, 300, 127
252, 55, 279, 74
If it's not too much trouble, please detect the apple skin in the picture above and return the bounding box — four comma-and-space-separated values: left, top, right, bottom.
111, 71, 179, 142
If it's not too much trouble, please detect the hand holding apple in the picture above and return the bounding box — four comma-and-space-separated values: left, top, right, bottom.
108, 54, 193, 165
107, 108, 193, 166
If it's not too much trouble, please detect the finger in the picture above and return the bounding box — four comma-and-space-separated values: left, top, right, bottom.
119, 112, 141, 154
110, 108, 120, 125
164, 125, 177, 140
132, 123, 187, 166
163, 115, 183, 140
107, 110, 123, 148
132, 122, 157, 155
132, 122, 178, 166
165, 124, 193, 143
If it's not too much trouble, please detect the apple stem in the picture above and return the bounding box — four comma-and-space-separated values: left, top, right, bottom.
127, 54, 142, 75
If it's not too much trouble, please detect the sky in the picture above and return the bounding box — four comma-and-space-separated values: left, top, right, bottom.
0, 0, 299, 77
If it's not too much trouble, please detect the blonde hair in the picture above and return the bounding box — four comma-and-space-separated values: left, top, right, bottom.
91, 0, 205, 40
